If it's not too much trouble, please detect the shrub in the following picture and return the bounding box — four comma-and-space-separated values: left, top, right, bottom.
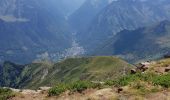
0, 88, 15, 100
69, 81, 94, 93
48, 81, 102, 96
91, 82, 103, 89
131, 81, 149, 95
133, 82, 145, 90
137, 72, 157, 82
112, 74, 140, 86
48, 84, 68, 96
105, 73, 158, 87
104, 75, 136, 87
105, 80, 115, 86
152, 73, 170, 88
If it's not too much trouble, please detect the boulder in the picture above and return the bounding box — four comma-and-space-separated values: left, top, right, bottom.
137, 64, 149, 72
117, 88, 123, 93
131, 69, 137, 74
165, 67, 170, 72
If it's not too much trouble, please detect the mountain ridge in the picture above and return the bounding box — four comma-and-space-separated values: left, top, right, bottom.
92, 20, 170, 62
0, 0, 73, 63
0, 56, 134, 89
80, 0, 170, 53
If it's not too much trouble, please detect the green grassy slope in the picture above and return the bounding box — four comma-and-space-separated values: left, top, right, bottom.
0, 88, 15, 100
0, 56, 134, 89
40, 56, 134, 86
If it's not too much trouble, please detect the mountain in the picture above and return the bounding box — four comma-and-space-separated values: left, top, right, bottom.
0, 0, 73, 63
0, 56, 134, 89
80, 0, 170, 52
57, 0, 85, 17
69, 0, 113, 32
94, 20, 170, 62
0, 61, 24, 87
50, 0, 85, 17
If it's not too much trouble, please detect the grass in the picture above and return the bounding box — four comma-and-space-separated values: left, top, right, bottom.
106, 72, 170, 94
0, 88, 15, 100
150, 58, 170, 68
48, 84, 68, 96
69, 81, 95, 92
48, 72, 163, 96
1, 56, 134, 89
49, 71, 170, 96
153, 73, 170, 88
104, 72, 170, 94
105, 72, 157, 87
37, 56, 134, 89
48, 81, 102, 96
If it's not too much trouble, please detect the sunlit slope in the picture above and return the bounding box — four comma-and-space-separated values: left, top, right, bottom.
0, 56, 134, 89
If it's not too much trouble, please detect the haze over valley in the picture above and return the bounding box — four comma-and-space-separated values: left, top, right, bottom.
1, 0, 170, 100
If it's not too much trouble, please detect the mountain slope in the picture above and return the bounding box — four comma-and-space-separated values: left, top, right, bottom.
57, 0, 85, 16
0, 61, 25, 87
0, 0, 72, 63
0, 56, 134, 89
81, 0, 170, 52
94, 20, 170, 62
7, 58, 170, 100
69, 0, 113, 32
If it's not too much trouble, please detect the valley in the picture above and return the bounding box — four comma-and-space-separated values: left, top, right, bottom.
1, 0, 170, 100
1, 0, 170, 63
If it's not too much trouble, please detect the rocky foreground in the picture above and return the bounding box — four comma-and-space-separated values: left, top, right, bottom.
8, 87, 170, 100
